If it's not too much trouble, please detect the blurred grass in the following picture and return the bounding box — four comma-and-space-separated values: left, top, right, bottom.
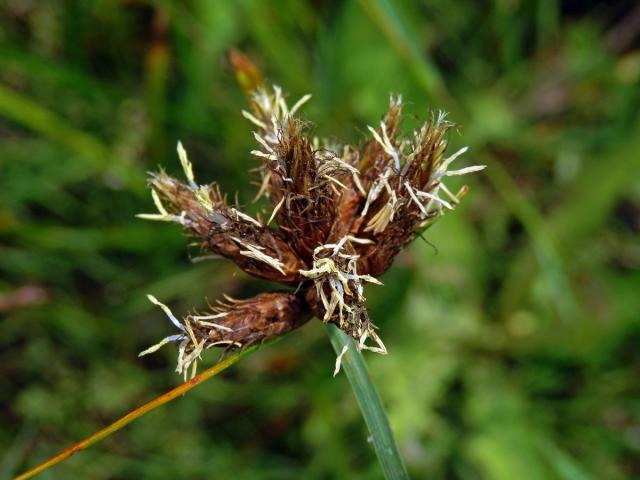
1, 1, 639, 479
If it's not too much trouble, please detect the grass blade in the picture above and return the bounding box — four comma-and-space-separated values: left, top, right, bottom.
326, 323, 409, 480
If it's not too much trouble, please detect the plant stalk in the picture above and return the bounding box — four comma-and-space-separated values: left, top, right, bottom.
14, 343, 268, 480
326, 323, 409, 479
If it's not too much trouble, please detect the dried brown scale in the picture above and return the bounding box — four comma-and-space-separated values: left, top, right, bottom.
139, 74, 485, 375
198, 292, 309, 349
204, 231, 304, 284
270, 122, 342, 262
329, 187, 362, 241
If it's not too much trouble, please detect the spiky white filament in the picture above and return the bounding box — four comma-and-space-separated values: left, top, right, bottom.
189, 312, 232, 332
368, 121, 400, 170
253, 132, 276, 152
230, 208, 262, 227
438, 182, 461, 205
446, 165, 487, 176
361, 168, 392, 217
440, 146, 469, 171
142, 294, 238, 378
231, 237, 286, 275
433, 146, 486, 180
136, 189, 189, 225
299, 236, 385, 353
416, 190, 454, 210
361, 169, 399, 233
404, 182, 428, 217
244, 88, 312, 137
333, 344, 349, 377
361, 140, 483, 225
147, 294, 186, 332
177, 141, 197, 189
267, 196, 285, 225
289, 94, 312, 117
151, 188, 167, 214
242, 110, 268, 130
138, 334, 185, 357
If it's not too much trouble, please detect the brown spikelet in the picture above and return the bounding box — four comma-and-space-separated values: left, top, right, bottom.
200, 292, 309, 347
141, 292, 309, 379
147, 171, 305, 283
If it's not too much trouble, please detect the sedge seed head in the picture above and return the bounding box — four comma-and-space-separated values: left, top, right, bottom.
138, 73, 485, 376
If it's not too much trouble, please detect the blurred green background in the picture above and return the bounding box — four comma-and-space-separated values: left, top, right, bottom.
1, 1, 639, 478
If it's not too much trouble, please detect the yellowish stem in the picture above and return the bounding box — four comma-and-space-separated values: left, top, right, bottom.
15, 344, 266, 480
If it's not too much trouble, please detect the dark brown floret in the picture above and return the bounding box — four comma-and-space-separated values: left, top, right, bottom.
191, 292, 310, 350
148, 171, 306, 284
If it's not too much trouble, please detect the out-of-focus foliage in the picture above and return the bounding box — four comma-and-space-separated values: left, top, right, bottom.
1, 1, 639, 478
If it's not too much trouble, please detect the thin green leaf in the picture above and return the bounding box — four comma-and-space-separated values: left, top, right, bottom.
326, 324, 409, 480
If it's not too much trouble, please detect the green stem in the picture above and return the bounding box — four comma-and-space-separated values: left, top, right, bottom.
326, 324, 409, 480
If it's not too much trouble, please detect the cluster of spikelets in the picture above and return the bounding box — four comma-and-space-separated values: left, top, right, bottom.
138, 63, 485, 379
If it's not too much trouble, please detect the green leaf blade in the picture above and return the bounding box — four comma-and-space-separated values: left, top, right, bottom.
326, 324, 410, 480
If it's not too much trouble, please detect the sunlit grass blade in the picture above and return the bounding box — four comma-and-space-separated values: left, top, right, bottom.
14, 342, 273, 480
326, 324, 409, 480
